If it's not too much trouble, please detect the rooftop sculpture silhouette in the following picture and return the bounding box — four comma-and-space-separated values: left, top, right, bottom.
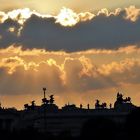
0, 89, 137, 138
116, 92, 131, 103
95, 100, 107, 109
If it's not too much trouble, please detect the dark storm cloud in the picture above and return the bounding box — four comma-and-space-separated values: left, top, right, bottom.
0, 8, 140, 52
19, 13, 140, 52
0, 18, 20, 47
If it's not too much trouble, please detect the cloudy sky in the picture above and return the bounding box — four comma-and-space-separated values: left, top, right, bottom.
0, 1, 140, 109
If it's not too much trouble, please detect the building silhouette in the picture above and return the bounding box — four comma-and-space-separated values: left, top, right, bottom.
0, 89, 137, 138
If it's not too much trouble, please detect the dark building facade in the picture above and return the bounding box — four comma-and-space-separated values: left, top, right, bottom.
0, 91, 137, 137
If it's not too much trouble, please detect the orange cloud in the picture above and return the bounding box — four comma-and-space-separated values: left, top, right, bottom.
98, 58, 140, 75
0, 45, 140, 108
55, 7, 95, 26
125, 6, 140, 22
0, 56, 40, 74
0, 8, 52, 24
0, 6, 140, 27
0, 46, 139, 83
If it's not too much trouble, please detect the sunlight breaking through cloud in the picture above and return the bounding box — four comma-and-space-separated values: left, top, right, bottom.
0, 45, 140, 108
0, 5, 140, 108
0, 6, 140, 27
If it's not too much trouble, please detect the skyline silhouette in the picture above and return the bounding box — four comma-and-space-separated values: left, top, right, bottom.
0, 1, 140, 139
0, 88, 139, 139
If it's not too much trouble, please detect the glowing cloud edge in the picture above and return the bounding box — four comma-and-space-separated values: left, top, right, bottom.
0, 6, 140, 27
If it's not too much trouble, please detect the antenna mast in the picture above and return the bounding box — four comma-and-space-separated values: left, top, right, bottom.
43, 87, 46, 98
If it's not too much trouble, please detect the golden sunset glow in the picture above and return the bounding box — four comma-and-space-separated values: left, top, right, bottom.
0, 8, 53, 24
0, 1, 140, 109
55, 7, 79, 26
0, 6, 139, 27
0, 7, 95, 26
0, 45, 139, 109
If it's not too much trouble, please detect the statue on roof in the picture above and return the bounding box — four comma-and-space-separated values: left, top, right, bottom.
24, 101, 36, 110
114, 92, 135, 110
117, 92, 123, 103
124, 97, 131, 103
42, 98, 49, 105
49, 95, 54, 104
116, 92, 132, 104
95, 100, 107, 109
87, 104, 90, 109
80, 104, 83, 109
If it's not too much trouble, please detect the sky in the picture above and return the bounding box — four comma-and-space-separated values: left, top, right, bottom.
0, 0, 140, 13
0, 1, 140, 109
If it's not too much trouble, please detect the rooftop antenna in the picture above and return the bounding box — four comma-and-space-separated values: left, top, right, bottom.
43, 87, 47, 131
43, 87, 46, 99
